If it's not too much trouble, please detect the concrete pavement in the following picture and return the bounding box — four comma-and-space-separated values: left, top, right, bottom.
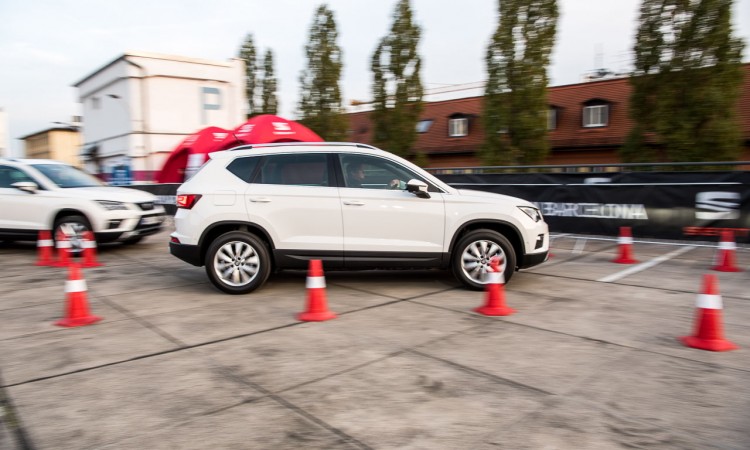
1, 227, 749, 449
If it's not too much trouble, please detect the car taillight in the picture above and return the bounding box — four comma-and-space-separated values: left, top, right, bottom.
176, 194, 202, 209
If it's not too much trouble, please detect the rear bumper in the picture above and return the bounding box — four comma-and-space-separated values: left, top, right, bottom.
169, 241, 202, 266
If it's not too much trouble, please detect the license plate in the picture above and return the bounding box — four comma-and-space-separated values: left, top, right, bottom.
141, 216, 162, 226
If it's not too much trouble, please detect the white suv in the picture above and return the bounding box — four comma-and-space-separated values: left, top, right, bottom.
170, 143, 549, 294
0, 158, 166, 251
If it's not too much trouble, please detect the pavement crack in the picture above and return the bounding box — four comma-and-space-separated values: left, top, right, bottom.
97, 296, 187, 347
0, 370, 36, 450
407, 348, 555, 396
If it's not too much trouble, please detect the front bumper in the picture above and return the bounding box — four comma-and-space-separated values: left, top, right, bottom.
519, 250, 549, 269
95, 213, 166, 243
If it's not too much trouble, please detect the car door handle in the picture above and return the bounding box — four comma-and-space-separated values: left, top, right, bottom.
343, 200, 365, 206
249, 197, 271, 203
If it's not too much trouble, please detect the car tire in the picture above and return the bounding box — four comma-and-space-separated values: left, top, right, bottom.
452, 229, 516, 290
53, 215, 92, 255
205, 231, 271, 294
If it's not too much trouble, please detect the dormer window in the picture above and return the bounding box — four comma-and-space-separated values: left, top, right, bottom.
547, 106, 559, 130
416, 119, 433, 133
448, 113, 469, 137
582, 99, 609, 128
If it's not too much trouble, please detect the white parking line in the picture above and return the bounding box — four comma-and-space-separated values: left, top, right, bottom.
572, 238, 587, 254
597, 246, 697, 283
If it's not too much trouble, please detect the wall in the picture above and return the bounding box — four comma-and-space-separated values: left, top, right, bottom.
75, 52, 246, 181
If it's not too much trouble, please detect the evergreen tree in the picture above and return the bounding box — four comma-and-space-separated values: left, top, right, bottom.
622, 0, 670, 163
370, 0, 423, 159
298, 4, 347, 141
260, 50, 279, 115
659, 0, 744, 162
238, 33, 258, 118
482, 0, 558, 166
625, 0, 744, 163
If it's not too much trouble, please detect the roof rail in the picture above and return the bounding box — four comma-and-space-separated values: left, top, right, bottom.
228, 142, 377, 151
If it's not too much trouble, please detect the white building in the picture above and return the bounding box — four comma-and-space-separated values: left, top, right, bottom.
74, 51, 246, 182
0, 108, 10, 157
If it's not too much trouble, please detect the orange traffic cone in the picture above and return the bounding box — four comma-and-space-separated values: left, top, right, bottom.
612, 226, 638, 264
711, 230, 741, 272
81, 231, 102, 268
475, 256, 515, 316
35, 230, 55, 266
52, 230, 72, 267
679, 274, 738, 352
297, 259, 336, 322
55, 263, 102, 327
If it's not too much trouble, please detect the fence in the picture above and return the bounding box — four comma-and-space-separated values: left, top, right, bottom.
428, 162, 750, 243
129, 162, 750, 243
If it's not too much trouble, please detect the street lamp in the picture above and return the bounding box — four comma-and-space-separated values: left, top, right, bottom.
52, 121, 80, 130
106, 93, 147, 180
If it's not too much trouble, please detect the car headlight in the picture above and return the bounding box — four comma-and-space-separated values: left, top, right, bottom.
96, 200, 129, 211
518, 206, 542, 222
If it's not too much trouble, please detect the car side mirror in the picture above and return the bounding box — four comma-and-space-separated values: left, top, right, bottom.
406, 179, 430, 199
11, 181, 39, 194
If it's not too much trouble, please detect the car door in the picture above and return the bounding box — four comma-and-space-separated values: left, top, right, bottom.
337, 153, 446, 268
242, 152, 344, 268
0, 165, 51, 234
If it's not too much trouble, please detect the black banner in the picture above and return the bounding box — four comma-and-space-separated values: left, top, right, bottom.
128, 172, 750, 243
436, 172, 750, 243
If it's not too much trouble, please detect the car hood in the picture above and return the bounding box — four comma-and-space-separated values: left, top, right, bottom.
55, 186, 159, 203
454, 188, 536, 208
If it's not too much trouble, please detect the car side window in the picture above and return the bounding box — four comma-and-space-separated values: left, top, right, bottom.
0, 166, 34, 188
252, 153, 330, 187
339, 154, 430, 191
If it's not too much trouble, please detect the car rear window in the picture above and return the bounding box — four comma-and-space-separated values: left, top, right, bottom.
226, 157, 261, 183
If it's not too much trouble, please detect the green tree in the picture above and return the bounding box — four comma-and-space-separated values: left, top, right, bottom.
482, 0, 558, 166
298, 4, 347, 141
659, 0, 744, 162
625, 0, 744, 163
370, 0, 423, 159
260, 50, 279, 115
622, 0, 670, 163
238, 33, 258, 118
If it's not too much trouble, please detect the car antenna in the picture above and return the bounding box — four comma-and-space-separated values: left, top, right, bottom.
229, 133, 245, 150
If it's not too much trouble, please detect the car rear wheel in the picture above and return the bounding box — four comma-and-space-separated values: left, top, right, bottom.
205, 231, 271, 294
53, 215, 92, 255
452, 229, 516, 290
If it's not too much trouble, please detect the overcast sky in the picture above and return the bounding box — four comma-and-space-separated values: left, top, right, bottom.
1, 0, 749, 154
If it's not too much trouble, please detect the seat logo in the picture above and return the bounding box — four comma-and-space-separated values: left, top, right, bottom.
696, 192, 740, 220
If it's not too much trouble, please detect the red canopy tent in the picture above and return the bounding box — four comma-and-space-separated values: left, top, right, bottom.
156, 115, 323, 183
155, 126, 230, 183
218, 114, 324, 150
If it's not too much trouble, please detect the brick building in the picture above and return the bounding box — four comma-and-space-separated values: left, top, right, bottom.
346, 63, 750, 168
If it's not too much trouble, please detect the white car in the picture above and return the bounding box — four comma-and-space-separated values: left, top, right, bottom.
0, 158, 166, 252
170, 143, 549, 294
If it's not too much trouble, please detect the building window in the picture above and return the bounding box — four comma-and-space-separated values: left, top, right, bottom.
583, 104, 608, 127
547, 108, 558, 130
448, 117, 468, 137
416, 119, 433, 133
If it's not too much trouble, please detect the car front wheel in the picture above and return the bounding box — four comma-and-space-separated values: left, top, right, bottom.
452, 229, 516, 290
53, 215, 92, 255
205, 231, 271, 294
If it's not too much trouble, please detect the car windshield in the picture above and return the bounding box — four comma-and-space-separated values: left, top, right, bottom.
31, 164, 105, 188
